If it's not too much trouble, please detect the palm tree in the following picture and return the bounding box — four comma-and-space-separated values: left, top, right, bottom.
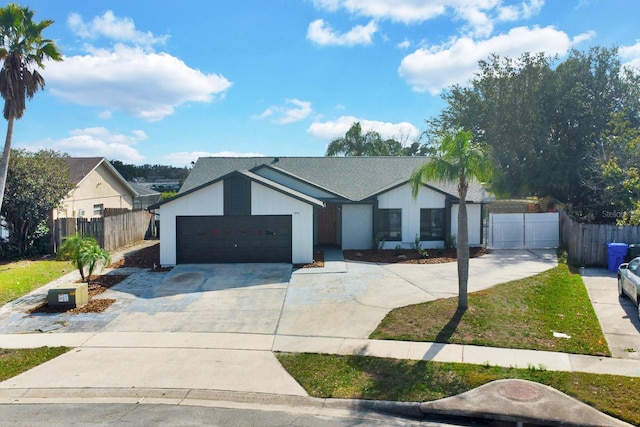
325, 122, 405, 156
58, 234, 111, 283
0, 4, 62, 213
58, 234, 94, 282
80, 242, 111, 282
410, 129, 492, 309
326, 122, 368, 156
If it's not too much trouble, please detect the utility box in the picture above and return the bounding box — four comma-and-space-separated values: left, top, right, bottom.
47, 283, 89, 310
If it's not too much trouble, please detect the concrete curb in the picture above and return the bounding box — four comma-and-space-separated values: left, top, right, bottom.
0, 381, 632, 426
420, 379, 633, 427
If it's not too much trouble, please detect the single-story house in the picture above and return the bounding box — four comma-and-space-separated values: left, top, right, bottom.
151, 156, 492, 266
54, 157, 139, 219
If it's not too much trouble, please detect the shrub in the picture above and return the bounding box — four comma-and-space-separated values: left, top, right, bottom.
58, 234, 110, 282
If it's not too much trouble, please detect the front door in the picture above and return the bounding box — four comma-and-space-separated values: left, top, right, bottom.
317, 203, 337, 245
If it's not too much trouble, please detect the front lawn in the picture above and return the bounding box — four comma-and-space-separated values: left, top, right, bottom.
0, 260, 71, 306
370, 263, 609, 356
277, 353, 640, 426
0, 347, 70, 382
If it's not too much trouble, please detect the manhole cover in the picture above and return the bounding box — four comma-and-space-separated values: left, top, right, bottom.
498, 383, 543, 402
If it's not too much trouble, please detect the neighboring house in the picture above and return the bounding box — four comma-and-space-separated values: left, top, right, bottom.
54, 157, 139, 220
151, 157, 492, 266
129, 182, 162, 211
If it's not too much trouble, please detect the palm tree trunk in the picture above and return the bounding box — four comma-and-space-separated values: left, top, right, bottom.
0, 115, 14, 214
457, 197, 469, 309
457, 174, 470, 310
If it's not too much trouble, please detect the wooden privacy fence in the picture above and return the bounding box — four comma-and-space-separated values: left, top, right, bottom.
54, 210, 155, 253
560, 211, 640, 266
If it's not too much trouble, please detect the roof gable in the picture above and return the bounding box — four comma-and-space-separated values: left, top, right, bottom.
64, 157, 138, 197
152, 169, 324, 209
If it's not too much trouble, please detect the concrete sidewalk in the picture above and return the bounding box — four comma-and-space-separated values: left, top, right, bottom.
0, 331, 634, 426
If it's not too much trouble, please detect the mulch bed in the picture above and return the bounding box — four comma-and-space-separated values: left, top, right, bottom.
294, 250, 325, 268
28, 274, 129, 315
108, 242, 170, 271
344, 247, 487, 264
29, 243, 165, 315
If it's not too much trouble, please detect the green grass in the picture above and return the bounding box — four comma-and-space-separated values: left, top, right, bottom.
0, 260, 72, 306
277, 353, 640, 425
0, 347, 70, 382
370, 264, 609, 356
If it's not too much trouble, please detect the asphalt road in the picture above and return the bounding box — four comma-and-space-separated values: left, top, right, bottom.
1, 403, 485, 426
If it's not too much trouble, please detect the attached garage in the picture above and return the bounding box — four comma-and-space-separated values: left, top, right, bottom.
154, 170, 323, 266
176, 215, 292, 263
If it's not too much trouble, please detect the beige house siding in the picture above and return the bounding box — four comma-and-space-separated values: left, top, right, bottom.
54, 163, 135, 219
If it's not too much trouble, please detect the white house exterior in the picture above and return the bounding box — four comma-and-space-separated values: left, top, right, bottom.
152, 157, 491, 266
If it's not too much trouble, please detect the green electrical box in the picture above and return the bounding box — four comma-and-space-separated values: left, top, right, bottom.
47, 283, 89, 310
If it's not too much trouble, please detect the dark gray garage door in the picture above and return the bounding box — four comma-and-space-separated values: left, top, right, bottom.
176, 215, 292, 263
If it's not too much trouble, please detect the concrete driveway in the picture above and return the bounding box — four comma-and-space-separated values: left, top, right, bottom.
582, 268, 640, 359
0, 249, 558, 340
280, 249, 557, 338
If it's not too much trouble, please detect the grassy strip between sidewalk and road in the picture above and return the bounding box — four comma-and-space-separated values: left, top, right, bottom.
0, 347, 70, 382
277, 353, 639, 425
370, 263, 610, 356
0, 260, 72, 306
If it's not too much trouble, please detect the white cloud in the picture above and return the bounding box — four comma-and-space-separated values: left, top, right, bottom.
398, 26, 574, 94
46, 44, 231, 121
165, 151, 265, 166
307, 19, 377, 46
620, 40, 640, 69
68, 11, 168, 47
255, 99, 313, 124
397, 39, 411, 49
312, 0, 545, 36
44, 12, 231, 121
307, 115, 420, 141
572, 30, 595, 45
22, 127, 147, 163
312, 0, 446, 24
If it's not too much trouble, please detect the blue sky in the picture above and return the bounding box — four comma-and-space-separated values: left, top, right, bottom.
10, 0, 640, 166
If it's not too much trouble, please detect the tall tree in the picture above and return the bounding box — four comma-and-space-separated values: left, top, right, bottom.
325, 122, 421, 156
428, 47, 640, 216
2, 149, 73, 257
0, 4, 62, 215
410, 129, 492, 309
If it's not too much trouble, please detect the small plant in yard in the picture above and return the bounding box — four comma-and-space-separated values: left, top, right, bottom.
371, 234, 385, 251
410, 234, 428, 258
80, 241, 111, 281
444, 233, 456, 250
57, 234, 110, 282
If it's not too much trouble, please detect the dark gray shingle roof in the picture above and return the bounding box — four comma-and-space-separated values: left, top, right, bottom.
180, 157, 491, 203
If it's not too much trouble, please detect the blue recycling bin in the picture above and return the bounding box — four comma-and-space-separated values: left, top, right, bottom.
607, 242, 629, 272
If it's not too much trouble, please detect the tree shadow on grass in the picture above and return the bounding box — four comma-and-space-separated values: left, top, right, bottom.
423, 306, 467, 361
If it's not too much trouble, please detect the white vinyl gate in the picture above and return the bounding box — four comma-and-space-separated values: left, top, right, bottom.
488, 212, 559, 249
